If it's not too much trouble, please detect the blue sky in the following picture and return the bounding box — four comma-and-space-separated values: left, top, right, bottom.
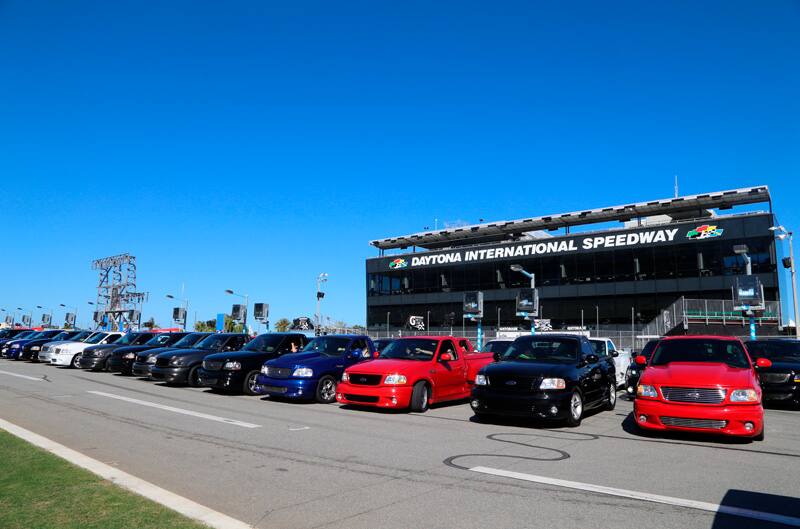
1, 1, 798, 328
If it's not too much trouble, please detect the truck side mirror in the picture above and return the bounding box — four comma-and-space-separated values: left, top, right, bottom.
635, 355, 647, 366
611, 350, 619, 358
372, 351, 380, 359
755, 357, 772, 368
584, 354, 599, 364
492, 352, 501, 362
439, 352, 453, 362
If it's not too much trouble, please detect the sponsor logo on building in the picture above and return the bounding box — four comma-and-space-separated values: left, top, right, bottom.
686, 225, 724, 240
389, 258, 408, 269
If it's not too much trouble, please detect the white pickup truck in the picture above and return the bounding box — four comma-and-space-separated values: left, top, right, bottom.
589, 338, 631, 389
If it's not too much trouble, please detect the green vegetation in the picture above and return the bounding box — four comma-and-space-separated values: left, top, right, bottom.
0, 430, 206, 529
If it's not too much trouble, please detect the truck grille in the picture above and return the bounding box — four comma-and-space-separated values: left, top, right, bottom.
488, 376, 537, 392
155, 357, 171, 367
348, 374, 382, 386
760, 373, 791, 384
136, 354, 149, 363
660, 416, 727, 429
265, 367, 293, 379
661, 387, 726, 404
203, 360, 224, 371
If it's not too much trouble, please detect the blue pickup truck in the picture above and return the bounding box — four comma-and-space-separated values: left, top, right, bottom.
256, 334, 375, 403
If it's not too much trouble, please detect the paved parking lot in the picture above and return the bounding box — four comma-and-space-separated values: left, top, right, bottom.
1, 362, 799, 529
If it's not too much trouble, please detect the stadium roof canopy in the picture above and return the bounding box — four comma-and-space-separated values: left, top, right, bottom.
370, 185, 771, 251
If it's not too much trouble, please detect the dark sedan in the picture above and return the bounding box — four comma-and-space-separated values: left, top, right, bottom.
470, 334, 617, 426
78, 332, 154, 371
198, 333, 308, 395
131, 332, 211, 378
107, 332, 189, 375
150, 333, 250, 386
624, 339, 660, 397
746, 339, 800, 408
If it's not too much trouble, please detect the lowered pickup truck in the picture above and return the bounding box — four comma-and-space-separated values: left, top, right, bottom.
256, 334, 375, 403
336, 336, 492, 412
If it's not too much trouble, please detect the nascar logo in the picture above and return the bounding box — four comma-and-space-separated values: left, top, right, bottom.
389, 258, 408, 269
686, 225, 723, 240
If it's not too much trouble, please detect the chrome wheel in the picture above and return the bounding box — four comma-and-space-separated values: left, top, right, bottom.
247, 373, 259, 394
570, 392, 582, 420
609, 383, 617, 406
71, 355, 81, 369
320, 379, 336, 402
421, 386, 429, 408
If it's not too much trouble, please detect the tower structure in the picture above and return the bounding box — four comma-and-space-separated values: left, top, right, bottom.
91, 253, 149, 330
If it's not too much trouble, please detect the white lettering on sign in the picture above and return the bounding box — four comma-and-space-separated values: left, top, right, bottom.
402, 228, 684, 268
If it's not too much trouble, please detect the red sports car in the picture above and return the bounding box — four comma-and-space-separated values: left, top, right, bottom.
633, 335, 771, 440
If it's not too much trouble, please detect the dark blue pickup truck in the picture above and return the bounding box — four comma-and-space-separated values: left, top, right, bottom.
256, 334, 375, 403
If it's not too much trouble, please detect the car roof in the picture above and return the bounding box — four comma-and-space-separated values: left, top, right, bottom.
661, 335, 740, 341
312, 334, 369, 339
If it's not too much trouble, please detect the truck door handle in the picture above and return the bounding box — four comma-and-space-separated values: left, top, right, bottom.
335, 365, 343, 368
429, 369, 436, 374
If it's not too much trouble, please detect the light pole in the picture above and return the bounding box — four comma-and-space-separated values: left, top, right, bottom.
166, 294, 190, 331
595, 305, 599, 331
581, 309, 584, 330
386, 311, 391, 338
771, 226, 799, 338
497, 307, 501, 331
0, 308, 9, 327
510, 264, 537, 335
87, 301, 99, 330
426, 310, 430, 332
316, 273, 328, 334
224, 289, 249, 331
16, 307, 32, 327
59, 304, 78, 329
36, 305, 53, 328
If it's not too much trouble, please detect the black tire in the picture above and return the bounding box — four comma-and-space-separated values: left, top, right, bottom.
242, 370, 260, 396
565, 390, 583, 427
605, 381, 617, 411
315, 375, 337, 403
410, 382, 430, 413
71, 354, 82, 369
753, 425, 765, 442
187, 365, 201, 387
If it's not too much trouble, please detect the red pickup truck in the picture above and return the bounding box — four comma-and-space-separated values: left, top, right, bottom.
634, 335, 771, 440
336, 336, 493, 412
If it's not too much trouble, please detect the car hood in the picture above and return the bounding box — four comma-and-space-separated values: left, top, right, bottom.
85, 344, 118, 353
266, 351, 343, 369
641, 362, 756, 387
57, 342, 91, 352
138, 346, 182, 358
343, 358, 431, 375
481, 361, 576, 379
23, 338, 58, 348
206, 350, 280, 363
159, 347, 215, 359
42, 340, 79, 348
112, 345, 157, 356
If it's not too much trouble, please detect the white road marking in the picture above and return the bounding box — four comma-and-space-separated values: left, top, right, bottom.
0, 418, 252, 529
470, 466, 800, 527
288, 426, 310, 431
86, 391, 261, 429
0, 370, 43, 381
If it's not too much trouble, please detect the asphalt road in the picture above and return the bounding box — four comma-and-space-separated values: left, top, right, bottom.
1, 361, 799, 529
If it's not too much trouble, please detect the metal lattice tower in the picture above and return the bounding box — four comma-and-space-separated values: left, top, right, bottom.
91, 253, 149, 330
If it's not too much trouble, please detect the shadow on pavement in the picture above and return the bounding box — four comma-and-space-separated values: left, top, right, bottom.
711, 489, 800, 529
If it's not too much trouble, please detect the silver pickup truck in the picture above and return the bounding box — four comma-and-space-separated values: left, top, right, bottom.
589, 338, 632, 389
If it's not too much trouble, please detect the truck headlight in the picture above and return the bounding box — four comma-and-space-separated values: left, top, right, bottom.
223, 361, 242, 371
341, 372, 349, 382
147, 356, 157, 364
293, 367, 313, 377
261, 365, 269, 375
169, 357, 184, 366
384, 374, 407, 385
730, 389, 759, 402
124, 353, 135, 359
540, 378, 566, 390
637, 384, 658, 398
475, 374, 487, 386
31, 346, 41, 351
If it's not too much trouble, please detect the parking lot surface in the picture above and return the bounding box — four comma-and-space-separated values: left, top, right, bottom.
1, 362, 799, 529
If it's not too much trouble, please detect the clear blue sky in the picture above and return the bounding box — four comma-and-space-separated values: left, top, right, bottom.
1, 1, 798, 328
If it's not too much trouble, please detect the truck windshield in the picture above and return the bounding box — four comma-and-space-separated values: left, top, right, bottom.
115, 333, 146, 346
651, 339, 749, 368
74, 331, 93, 341
502, 338, 579, 363
746, 341, 800, 362
484, 341, 512, 354
380, 339, 438, 361
302, 337, 351, 356
195, 334, 230, 350
146, 333, 180, 346
85, 333, 108, 344
244, 334, 285, 353
173, 333, 207, 348
638, 340, 659, 360
50, 332, 73, 341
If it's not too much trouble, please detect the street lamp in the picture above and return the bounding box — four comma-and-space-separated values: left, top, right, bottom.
426, 310, 431, 332
386, 311, 391, 338
224, 289, 249, 330
16, 307, 32, 327
166, 294, 190, 331
316, 273, 328, 332
771, 226, 799, 338
510, 264, 537, 335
